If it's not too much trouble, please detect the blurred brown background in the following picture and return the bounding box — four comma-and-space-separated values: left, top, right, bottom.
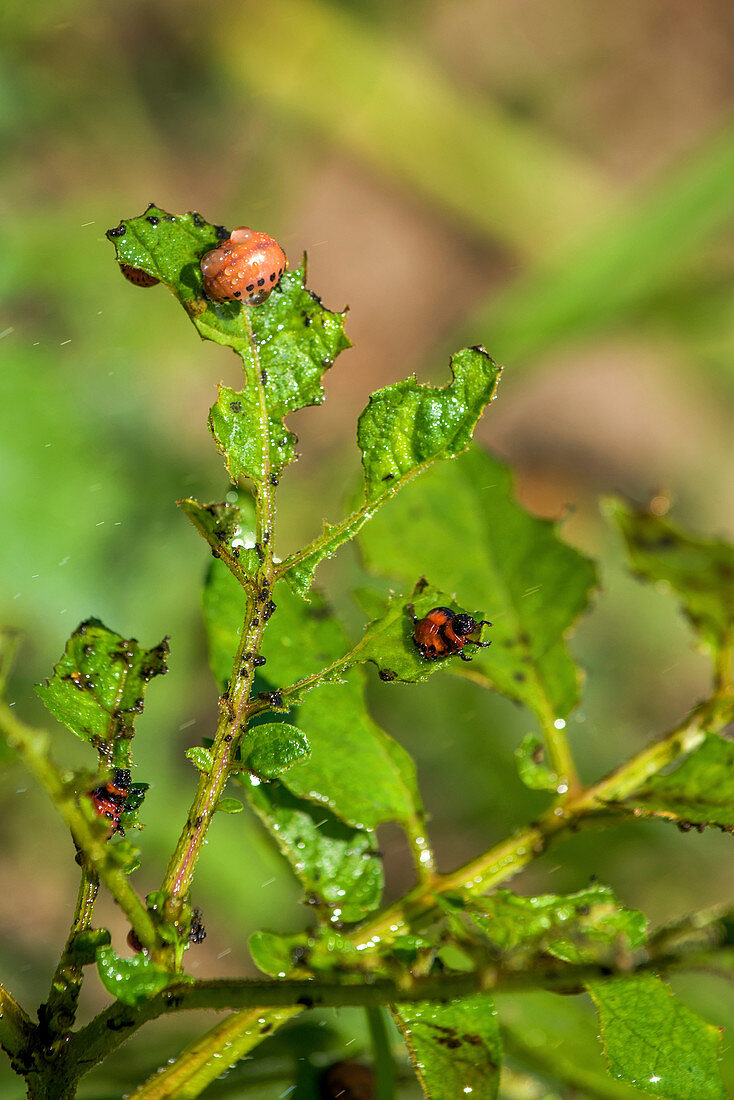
2, 1, 734, 1095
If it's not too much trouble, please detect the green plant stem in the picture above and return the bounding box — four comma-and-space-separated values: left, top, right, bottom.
40, 866, 99, 1038
122, 1007, 299, 1100
714, 641, 734, 694
532, 693, 579, 798
367, 1006, 396, 1100
0, 703, 157, 952
69, 939, 734, 1067
365, 692, 731, 941
91, 690, 731, 1097
160, 319, 276, 919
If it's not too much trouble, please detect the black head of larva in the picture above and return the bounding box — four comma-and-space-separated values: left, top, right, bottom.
451, 613, 477, 636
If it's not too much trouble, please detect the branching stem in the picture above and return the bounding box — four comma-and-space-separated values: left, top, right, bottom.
40, 866, 100, 1040
160, 317, 277, 929
0, 703, 157, 952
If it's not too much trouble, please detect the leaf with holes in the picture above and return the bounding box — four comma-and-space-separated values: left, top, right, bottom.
35, 619, 168, 767
456, 884, 646, 965
281, 347, 501, 596
107, 205, 350, 490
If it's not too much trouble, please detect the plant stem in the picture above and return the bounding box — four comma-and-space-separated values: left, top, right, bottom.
73, 686, 734, 1090
714, 640, 734, 694
0, 703, 157, 952
70, 939, 734, 1052
160, 317, 276, 916
364, 692, 730, 941
39, 866, 99, 1040
367, 1006, 396, 1100
122, 1007, 298, 1100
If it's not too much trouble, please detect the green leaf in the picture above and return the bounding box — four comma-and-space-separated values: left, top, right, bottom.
359, 445, 597, 723
515, 734, 559, 792
607, 498, 734, 657
96, 944, 191, 1007
248, 930, 301, 978
35, 619, 168, 766
394, 994, 501, 1100
243, 780, 383, 924
216, 797, 244, 814
620, 733, 734, 832
282, 347, 501, 596
589, 974, 726, 1100
460, 884, 646, 965
203, 562, 428, 845
178, 497, 261, 591
242, 722, 309, 779
108, 206, 350, 487
209, 384, 295, 486
249, 927, 360, 978
186, 746, 213, 774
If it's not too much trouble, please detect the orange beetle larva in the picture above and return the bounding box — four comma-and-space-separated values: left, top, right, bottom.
200, 227, 287, 305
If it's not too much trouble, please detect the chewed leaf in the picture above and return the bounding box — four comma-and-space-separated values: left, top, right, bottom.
607, 498, 734, 657
359, 446, 597, 723
590, 975, 727, 1100
108, 206, 349, 490
394, 995, 501, 1100
459, 884, 646, 965
244, 781, 383, 924
35, 619, 168, 766
96, 945, 192, 1007
619, 733, 734, 832
282, 347, 501, 596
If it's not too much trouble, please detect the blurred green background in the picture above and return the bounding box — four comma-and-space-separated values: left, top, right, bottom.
2, 1, 734, 1096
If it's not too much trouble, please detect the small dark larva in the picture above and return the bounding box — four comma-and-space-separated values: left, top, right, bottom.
119, 263, 160, 288
89, 767, 131, 836
200, 227, 287, 305
410, 606, 491, 663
